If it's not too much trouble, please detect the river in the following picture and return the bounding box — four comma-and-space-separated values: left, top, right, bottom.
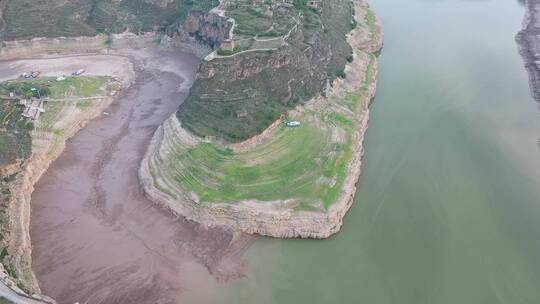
27, 0, 540, 303
180, 0, 540, 303
28, 50, 251, 304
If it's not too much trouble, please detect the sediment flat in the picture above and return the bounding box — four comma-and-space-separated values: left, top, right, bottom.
26, 50, 250, 304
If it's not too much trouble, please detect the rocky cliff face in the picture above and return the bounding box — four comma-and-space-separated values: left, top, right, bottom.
168, 10, 232, 57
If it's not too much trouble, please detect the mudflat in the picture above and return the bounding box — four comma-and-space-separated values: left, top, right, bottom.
28, 50, 251, 304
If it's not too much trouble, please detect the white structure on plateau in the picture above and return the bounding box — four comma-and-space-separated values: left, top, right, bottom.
20, 98, 45, 120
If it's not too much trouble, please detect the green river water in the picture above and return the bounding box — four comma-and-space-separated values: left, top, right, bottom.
185, 0, 540, 303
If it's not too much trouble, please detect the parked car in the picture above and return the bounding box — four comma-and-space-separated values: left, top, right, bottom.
20, 71, 41, 79
285, 121, 301, 128
72, 69, 85, 76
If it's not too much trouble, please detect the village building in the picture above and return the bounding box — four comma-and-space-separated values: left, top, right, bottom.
20, 98, 45, 120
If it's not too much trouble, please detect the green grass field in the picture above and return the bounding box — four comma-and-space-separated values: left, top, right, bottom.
2, 76, 110, 133
0, 297, 15, 304
164, 52, 376, 209
18, 76, 108, 99
225, 2, 298, 37
169, 96, 360, 208
161, 0, 382, 208
0, 75, 109, 167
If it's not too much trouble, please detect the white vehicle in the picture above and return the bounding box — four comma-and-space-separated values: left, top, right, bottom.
20, 71, 41, 79
72, 69, 85, 76
286, 121, 301, 128
56, 76, 66, 81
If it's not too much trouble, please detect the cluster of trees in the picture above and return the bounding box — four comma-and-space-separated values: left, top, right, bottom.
2, 82, 50, 99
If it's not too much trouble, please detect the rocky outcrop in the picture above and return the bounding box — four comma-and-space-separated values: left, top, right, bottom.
516, 0, 540, 107
167, 10, 232, 57
0, 163, 20, 179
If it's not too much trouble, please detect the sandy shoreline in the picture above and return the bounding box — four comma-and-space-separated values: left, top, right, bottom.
140, 0, 384, 239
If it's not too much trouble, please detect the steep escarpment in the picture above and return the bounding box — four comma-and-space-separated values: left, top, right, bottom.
516, 0, 540, 106
178, 0, 355, 142
167, 10, 233, 57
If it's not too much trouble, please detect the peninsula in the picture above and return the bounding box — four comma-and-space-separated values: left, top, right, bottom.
141, 0, 383, 238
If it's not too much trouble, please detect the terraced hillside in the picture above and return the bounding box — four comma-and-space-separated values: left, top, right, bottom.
163, 58, 373, 208
178, 0, 357, 142
142, 0, 383, 238
150, 50, 375, 212
0, 0, 218, 42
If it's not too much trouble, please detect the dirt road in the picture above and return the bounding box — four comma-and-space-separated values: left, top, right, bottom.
24, 50, 251, 304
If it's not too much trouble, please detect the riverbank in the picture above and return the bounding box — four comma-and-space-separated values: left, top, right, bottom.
0, 3, 236, 302
140, 0, 383, 238
0, 57, 134, 302
26, 49, 254, 304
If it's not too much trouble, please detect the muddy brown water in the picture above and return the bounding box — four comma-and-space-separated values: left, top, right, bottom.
29, 50, 250, 304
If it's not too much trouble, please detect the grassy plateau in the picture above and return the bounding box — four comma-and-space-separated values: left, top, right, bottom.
159, 51, 376, 210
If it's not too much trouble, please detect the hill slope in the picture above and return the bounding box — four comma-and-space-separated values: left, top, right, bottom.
0, 0, 218, 42
178, 0, 356, 142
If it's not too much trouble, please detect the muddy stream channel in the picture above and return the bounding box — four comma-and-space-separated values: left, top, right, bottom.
27, 50, 250, 304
